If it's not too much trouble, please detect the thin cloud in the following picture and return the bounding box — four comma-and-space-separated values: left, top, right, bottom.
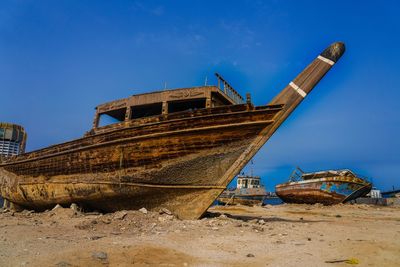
131, 1, 164, 16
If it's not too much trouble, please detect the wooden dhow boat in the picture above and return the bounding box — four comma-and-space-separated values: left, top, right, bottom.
275, 167, 372, 205
0, 42, 345, 219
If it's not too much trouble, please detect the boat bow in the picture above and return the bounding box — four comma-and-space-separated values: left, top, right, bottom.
218, 42, 346, 191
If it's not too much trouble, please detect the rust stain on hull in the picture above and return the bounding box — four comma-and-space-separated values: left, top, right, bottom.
276, 170, 372, 205
0, 42, 345, 219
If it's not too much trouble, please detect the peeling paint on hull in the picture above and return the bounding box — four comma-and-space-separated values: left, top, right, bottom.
275, 177, 372, 205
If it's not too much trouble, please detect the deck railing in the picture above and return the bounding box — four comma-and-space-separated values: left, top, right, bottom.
215, 73, 245, 104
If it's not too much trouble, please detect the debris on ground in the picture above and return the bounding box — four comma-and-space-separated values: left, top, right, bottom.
139, 207, 148, 214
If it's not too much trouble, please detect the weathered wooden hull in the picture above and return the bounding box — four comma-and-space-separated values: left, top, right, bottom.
0, 42, 345, 219
275, 177, 372, 205
1, 176, 226, 219
0, 106, 282, 218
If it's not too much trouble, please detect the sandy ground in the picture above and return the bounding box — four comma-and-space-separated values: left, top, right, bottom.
0, 203, 399, 267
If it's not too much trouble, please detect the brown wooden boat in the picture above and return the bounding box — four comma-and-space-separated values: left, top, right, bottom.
0, 42, 345, 219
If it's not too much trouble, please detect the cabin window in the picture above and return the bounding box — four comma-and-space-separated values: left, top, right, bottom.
131, 102, 162, 119
168, 98, 206, 114
98, 107, 127, 127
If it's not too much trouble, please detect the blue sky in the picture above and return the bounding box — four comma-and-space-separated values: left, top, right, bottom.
1, 0, 399, 191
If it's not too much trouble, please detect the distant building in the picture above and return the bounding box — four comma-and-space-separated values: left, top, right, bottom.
0, 122, 27, 157
0, 122, 27, 208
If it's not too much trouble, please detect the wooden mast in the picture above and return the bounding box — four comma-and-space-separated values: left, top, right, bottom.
269, 41, 345, 124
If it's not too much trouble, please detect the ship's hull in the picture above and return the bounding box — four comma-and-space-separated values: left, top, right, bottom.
218, 195, 265, 206
0, 105, 282, 219
275, 177, 372, 205
218, 187, 267, 206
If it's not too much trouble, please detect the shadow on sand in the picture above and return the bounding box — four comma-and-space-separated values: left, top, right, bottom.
204, 211, 327, 223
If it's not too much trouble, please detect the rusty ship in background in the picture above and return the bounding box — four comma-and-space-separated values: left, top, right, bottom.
0, 42, 345, 219
217, 174, 268, 206
275, 167, 372, 205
